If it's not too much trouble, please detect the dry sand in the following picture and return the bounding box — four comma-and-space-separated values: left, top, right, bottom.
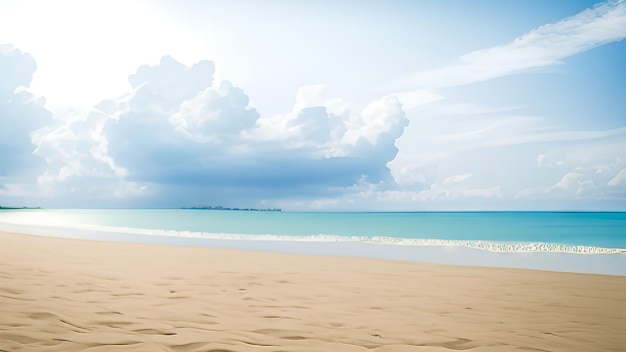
0, 231, 625, 352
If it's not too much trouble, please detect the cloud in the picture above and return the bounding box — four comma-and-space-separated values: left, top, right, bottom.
389, 90, 445, 111
292, 178, 503, 211
4, 0, 624, 212
387, 0, 626, 208
443, 173, 472, 185
391, 106, 626, 194
32, 109, 130, 190
545, 172, 596, 197
251, 85, 408, 162
608, 168, 626, 186
516, 142, 626, 201
415, 185, 503, 202
0, 44, 36, 100
128, 55, 215, 103
25, 56, 217, 203
30, 57, 410, 206
249, 85, 347, 152
514, 187, 537, 199
537, 139, 626, 180
424, 116, 626, 152
400, 0, 626, 89
537, 154, 547, 167
170, 80, 260, 142
0, 44, 51, 183
427, 103, 522, 116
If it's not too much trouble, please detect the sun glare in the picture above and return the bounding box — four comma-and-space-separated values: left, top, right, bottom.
0, 0, 210, 109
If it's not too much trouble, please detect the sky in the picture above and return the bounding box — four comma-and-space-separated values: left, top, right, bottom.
0, 0, 625, 211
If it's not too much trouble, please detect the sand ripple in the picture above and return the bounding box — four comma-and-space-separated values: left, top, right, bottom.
1, 231, 625, 351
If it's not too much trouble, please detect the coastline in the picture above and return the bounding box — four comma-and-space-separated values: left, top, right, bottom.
0, 220, 625, 276
1, 230, 625, 351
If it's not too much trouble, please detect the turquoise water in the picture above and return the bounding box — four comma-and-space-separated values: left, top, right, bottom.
0, 209, 625, 252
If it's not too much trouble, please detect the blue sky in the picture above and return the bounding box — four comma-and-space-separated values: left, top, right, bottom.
0, 0, 625, 210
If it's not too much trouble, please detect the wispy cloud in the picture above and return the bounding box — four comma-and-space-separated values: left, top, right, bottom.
443, 173, 472, 185
608, 168, 626, 186
385, 1, 626, 209
438, 125, 626, 151
400, 0, 626, 89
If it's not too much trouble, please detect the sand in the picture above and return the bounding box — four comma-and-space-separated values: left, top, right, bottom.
0, 231, 625, 351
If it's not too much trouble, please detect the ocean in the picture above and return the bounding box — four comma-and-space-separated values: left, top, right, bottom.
1, 209, 625, 275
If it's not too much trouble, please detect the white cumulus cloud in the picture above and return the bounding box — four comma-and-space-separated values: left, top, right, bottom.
0, 44, 52, 200
29, 56, 411, 206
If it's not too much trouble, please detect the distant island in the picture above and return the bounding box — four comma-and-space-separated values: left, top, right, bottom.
0, 206, 41, 210
182, 206, 281, 212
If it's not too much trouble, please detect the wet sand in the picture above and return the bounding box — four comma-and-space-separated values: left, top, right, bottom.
1, 231, 625, 351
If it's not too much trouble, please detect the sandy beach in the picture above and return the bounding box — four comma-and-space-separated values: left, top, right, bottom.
1, 231, 625, 351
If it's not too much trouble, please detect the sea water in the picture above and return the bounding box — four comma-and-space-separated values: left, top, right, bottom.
1, 209, 625, 275
1, 208, 625, 252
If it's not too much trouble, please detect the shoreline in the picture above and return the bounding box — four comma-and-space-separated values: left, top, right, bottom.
0, 222, 625, 276
1, 230, 625, 351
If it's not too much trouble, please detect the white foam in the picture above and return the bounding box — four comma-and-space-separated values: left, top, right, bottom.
72, 224, 626, 255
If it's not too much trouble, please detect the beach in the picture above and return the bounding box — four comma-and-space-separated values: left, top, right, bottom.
1, 231, 625, 351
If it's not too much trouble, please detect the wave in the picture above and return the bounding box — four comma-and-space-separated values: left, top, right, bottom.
1, 211, 624, 255
73, 224, 626, 255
